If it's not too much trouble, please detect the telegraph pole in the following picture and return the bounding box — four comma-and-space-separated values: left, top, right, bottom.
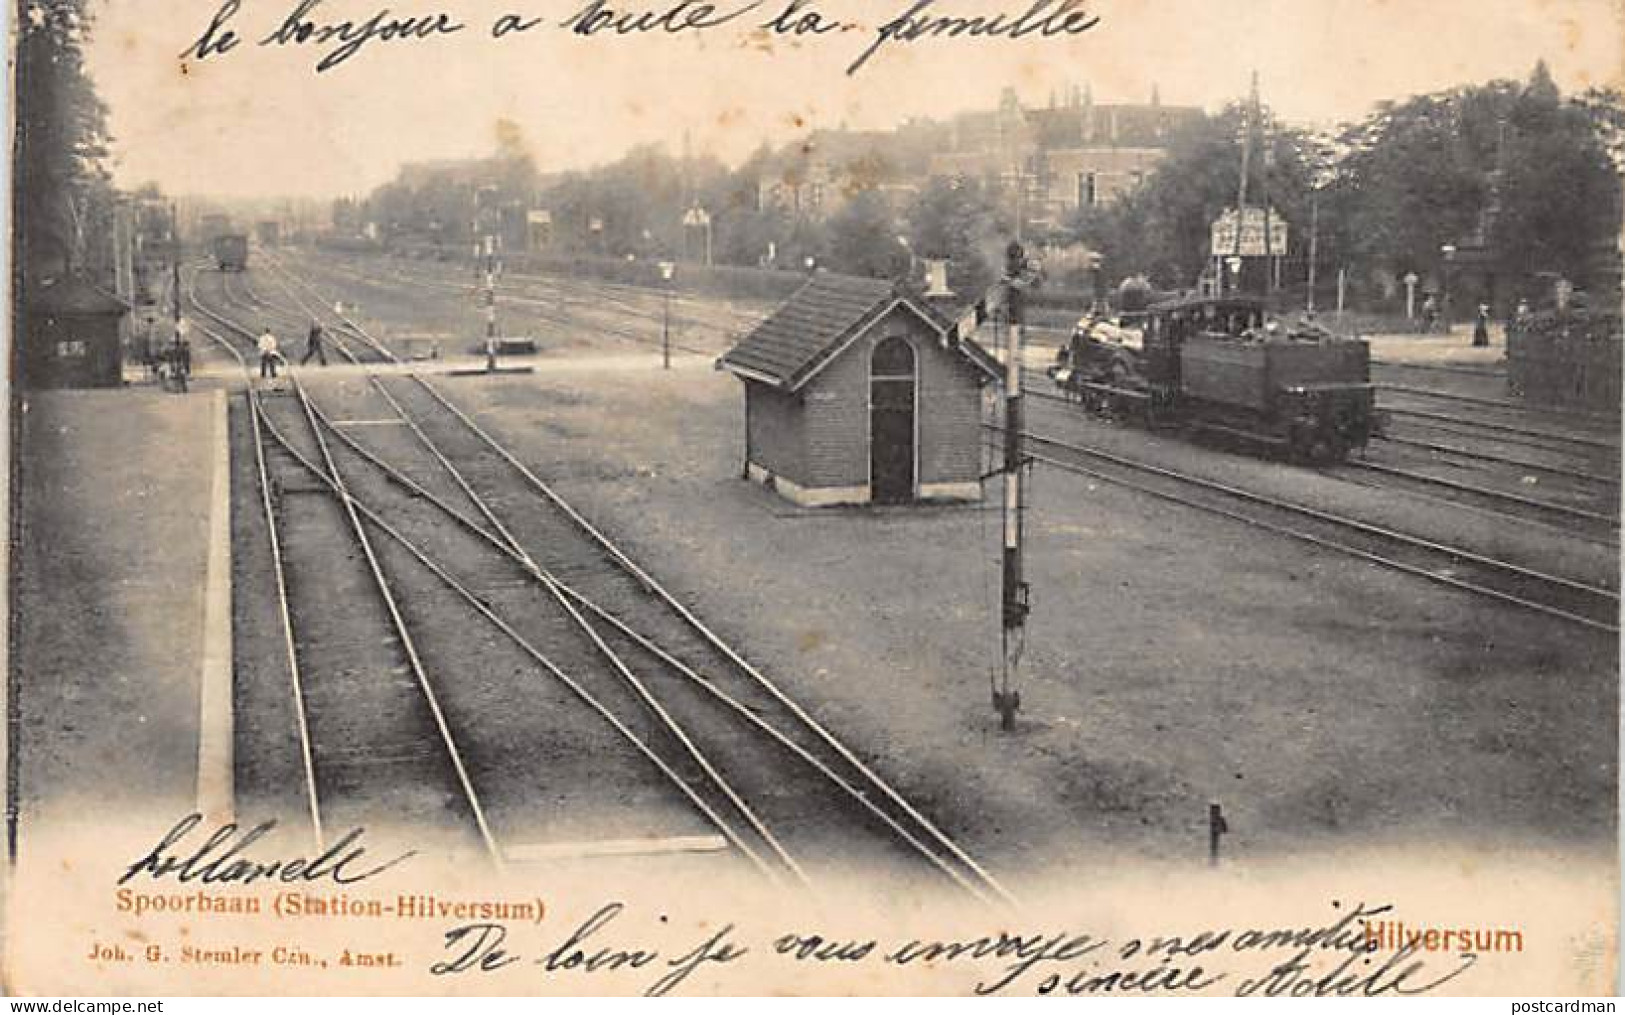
995, 241, 1033, 731
1231, 71, 1257, 296
1307, 191, 1320, 313
171, 203, 182, 333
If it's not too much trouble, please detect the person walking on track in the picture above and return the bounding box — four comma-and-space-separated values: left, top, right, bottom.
301, 319, 328, 366
1473, 303, 1491, 347
257, 327, 281, 379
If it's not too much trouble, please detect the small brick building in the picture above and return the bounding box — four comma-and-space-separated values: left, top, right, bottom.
719, 274, 1001, 507
21, 276, 129, 389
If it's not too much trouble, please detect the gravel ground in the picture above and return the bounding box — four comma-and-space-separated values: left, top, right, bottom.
263, 252, 769, 364
229, 394, 317, 832
420, 363, 1616, 886
1024, 397, 1618, 593
250, 256, 1615, 889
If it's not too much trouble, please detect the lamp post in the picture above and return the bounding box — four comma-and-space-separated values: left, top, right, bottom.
1085, 250, 1104, 314
659, 260, 675, 370
1440, 243, 1457, 332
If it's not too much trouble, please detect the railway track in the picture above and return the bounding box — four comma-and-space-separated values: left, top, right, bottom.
1025, 368, 1619, 529
1372, 359, 1506, 379
191, 263, 1015, 901
1331, 459, 1618, 547
1377, 402, 1619, 459
1376, 382, 1621, 434
1009, 427, 1618, 634
293, 251, 739, 358
190, 267, 501, 860
1374, 430, 1618, 488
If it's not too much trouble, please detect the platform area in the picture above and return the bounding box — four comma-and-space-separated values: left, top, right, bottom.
1366, 325, 1508, 365
11, 388, 232, 840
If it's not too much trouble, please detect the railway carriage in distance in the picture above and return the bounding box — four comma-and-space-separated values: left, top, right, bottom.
1051, 293, 1378, 461
213, 233, 249, 272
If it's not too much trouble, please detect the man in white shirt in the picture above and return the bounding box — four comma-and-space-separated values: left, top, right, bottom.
257, 328, 280, 379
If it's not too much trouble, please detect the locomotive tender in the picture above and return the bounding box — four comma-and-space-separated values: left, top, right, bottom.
1050, 293, 1378, 461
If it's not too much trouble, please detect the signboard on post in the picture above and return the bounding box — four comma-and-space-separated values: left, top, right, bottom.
1210, 207, 1290, 257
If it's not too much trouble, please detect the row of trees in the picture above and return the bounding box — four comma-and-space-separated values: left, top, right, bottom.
1065, 63, 1623, 309
354, 62, 1622, 311
358, 140, 1020, 301
14, 0, 120, 295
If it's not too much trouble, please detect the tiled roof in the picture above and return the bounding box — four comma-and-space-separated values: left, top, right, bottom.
720, 271, 1004, 390
29, 275, 129, 316
719, 274, 900, 389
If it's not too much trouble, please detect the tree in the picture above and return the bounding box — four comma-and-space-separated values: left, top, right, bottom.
1490, 67, 1621, 284
904, 176, 1008, 299
15, 0, 116, 287
1326, 66, 1623, 304
1333, 87, 1500, 282
826, 190, 906, 279
1055, 104, 1313, 293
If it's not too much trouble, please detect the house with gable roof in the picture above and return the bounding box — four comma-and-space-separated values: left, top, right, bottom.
719, 273, 1001, 507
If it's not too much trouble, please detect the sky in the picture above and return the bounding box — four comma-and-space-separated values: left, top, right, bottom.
82, 0, 1625, 200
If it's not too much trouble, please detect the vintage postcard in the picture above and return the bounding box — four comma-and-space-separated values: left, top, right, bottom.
4, 0, 1621, 996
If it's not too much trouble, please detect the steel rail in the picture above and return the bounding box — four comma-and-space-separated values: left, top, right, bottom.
407, 375, 1019, 906
1014, 427, 1619, 635
203, 256, 807, 890
1376, 382, 1622, 432
1380, 404, 1620, 452
1339, 460, 1619, 536
279, 248, 731, 359
258, 255, 395, 363
287, 377, 505, 865
245, 371, 328, 850
317, 256, 721, 358
1371, 360, 1506, 379
323, 378, 809, 889
196, 270, 506, 861
1375, 433, 1619, 487
1015, 353, 1616, 554
319, 251, 759, 342
249, 404, 784, 885
233, 251, 1017, 905
303, 378, 1002, 904
183, 269, 327, 848
221, 269, 373, 368
1023, 367, 1618, 480
202, 267, 510, 863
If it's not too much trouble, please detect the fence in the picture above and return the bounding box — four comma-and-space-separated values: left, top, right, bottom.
1506, 312, 1622, 415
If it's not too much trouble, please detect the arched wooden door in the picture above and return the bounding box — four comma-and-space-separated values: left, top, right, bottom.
870, 336, 916, 504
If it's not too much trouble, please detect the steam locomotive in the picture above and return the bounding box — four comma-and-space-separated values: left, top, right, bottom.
1049, 293, 1378, 461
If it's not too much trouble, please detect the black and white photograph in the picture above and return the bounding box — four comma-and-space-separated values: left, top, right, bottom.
3, 0, 1621, 996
